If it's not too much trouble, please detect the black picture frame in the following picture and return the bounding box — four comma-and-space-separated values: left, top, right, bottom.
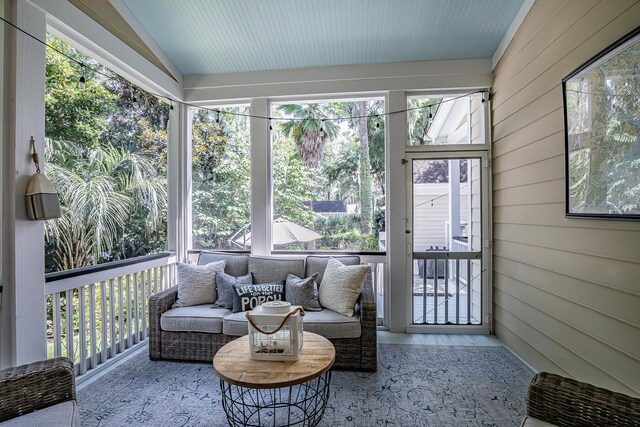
562, 25, 640, 220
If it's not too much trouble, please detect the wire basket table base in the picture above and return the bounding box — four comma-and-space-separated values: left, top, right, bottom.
219, 371, 331, 427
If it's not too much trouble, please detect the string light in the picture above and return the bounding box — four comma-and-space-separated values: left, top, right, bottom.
428, 107, 433, 119
169, 102, 175, 115
269, 119, 273, 131
131, 87, 140, 109
0, 16, 490, 124
78, 64, 86, 90
376, 121, 380, 129
319, 119, 325, 137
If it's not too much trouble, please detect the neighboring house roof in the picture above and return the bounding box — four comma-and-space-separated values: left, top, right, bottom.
311, 201, 347, 213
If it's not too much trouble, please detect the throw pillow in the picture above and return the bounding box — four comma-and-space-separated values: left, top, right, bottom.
318, 258, 369, 317
285, 273, 322, 311
232, 281, 285, 313
214, 272, 253, 309
173, 260, 226, 308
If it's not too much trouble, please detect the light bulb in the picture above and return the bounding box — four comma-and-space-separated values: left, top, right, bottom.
78, 75, 86, 90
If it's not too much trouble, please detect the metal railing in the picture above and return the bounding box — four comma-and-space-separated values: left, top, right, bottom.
45, 253, 177, 377
412, 251, 481, 326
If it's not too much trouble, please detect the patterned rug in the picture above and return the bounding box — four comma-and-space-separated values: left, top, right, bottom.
78, 344, 533, 426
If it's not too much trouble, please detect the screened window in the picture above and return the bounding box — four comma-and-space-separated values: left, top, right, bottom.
407, 94, 484, 146
270, 99, 385, 252
44, 35, 168, 273
191, 106, 251, 250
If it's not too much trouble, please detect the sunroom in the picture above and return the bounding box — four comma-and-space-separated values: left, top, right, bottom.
1, 0, 638, 426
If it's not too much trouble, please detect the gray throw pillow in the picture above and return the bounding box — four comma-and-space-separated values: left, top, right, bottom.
215, 272, 253, 309
173, 260, 226, 308
318, 258, 369, 317
232, 281, 285, 313
285, 273, 322, 311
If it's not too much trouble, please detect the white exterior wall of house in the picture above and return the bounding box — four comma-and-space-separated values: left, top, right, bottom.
413, 183, 469, 251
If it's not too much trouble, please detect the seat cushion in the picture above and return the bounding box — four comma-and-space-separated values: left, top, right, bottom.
223, 309, 361, 339
161, 305, 230, 333
0, 401, 79, 427
249, 256, 305, 283
520, 416, 557, 427
198, 251, 249, 277
223, 311, 251, 336
305, 256, 361, 285
301, 309, 361, 338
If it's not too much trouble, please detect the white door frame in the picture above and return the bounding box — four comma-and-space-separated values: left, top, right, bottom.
404, 150, 491, 334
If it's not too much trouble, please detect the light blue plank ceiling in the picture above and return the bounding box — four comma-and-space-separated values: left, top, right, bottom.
122, 0, 525, 75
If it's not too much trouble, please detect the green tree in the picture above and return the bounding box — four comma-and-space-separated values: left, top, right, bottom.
45, 36, 117, 147
45, 36, 169, 271
191, 109, 251, 249
407, 98, 439, 145
277, 104, 339, 168
44, 139, 167, 271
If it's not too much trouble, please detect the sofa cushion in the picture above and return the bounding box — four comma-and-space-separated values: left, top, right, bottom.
0, 401, 79, 427
305, 255, 361, 285
223, 311, 251, 336
198, 251, 249, 277
173, 261, 226, 307
215, 272, 253, 309
285, 273, 322, 311
223, 308, 361, 338
318, 258, 369, 316
161, 305, 230, 333
232, 281, 285, 313
249, 256, 305, 283
520, 417, 557, 427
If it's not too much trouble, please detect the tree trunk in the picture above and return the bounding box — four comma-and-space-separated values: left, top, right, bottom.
358, 101, 372, 234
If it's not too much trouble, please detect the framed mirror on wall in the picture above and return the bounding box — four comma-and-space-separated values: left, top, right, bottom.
562, 26, 640, 220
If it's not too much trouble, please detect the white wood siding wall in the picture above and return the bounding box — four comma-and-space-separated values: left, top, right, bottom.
492, 0, 640, 396
413, 183, 469, 251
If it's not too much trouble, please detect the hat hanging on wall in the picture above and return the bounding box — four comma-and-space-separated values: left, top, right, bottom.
25, 137, 61, 220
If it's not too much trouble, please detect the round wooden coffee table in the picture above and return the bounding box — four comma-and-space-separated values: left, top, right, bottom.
214, 332, 335, 427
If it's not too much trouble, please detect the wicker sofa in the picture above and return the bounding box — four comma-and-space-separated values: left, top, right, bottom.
149, 253, 377, 371
522, 372, 640, 426
0, 357, 78, 426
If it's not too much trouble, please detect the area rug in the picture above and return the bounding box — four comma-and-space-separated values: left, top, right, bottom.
78, 344, 533, 426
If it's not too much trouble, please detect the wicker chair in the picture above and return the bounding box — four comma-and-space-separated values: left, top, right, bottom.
0, 357, 78, 426
524, 372, 640, 427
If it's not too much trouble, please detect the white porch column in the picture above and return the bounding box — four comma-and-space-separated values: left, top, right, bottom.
448, 160, 461, 249
386, 91, 407, 332
167, 104, 190, 262
1, 0, 47, 367
250, 98, 271, 256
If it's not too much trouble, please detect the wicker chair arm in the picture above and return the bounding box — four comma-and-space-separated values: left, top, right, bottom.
358, 268, 376, 321
149, 285, 178, 359
527, 372, 640, 427
0, 357, 76, 422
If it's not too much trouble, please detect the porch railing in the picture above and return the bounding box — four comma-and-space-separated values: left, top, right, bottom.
412, 251, 481, 326
45, 253, 177, 377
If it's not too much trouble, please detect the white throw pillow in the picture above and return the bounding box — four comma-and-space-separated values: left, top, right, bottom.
173, 260, 226, 307
318, 258, 369, 317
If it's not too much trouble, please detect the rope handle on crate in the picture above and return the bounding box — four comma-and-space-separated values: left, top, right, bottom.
245, 306, 305, 335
